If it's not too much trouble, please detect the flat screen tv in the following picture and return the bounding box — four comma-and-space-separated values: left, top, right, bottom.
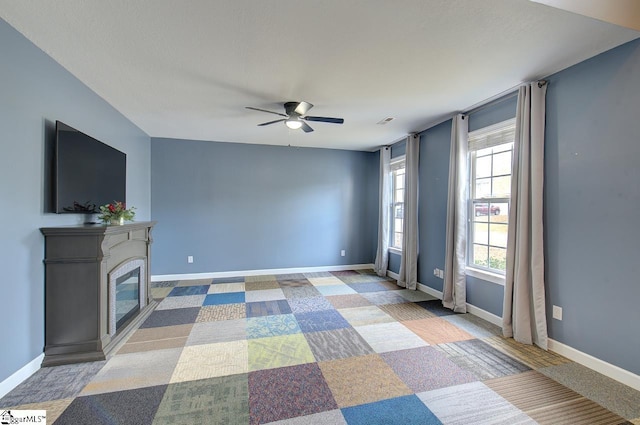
54, 120, 126, 214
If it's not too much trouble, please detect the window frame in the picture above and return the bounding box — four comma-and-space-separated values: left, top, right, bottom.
389, 155, 406, 253
465, 118, 516, 283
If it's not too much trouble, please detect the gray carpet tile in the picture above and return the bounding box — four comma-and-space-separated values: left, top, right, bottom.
281, 286, 322, 299
304, 327, 374, 361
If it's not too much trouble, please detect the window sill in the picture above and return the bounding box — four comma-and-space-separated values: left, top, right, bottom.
465, 267, 505, 285
388, 247, 402, 256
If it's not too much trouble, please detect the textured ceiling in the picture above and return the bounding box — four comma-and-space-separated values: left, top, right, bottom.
1, 0, 638, 151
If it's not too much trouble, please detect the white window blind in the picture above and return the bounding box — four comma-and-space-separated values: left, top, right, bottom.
468, 118, 516, 152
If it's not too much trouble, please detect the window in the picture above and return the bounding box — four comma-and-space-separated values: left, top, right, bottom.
467, 119, 515, 274
390, 156, 405, 250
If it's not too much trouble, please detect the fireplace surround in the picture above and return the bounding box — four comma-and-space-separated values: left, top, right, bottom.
40, 221, 156, 366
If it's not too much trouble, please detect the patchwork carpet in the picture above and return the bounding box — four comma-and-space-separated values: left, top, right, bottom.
2, 269, 639, 424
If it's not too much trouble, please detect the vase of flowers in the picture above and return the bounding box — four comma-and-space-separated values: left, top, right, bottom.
98, 201, 135, 225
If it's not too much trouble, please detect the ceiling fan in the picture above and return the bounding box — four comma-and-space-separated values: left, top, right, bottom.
245, 101, 344, 133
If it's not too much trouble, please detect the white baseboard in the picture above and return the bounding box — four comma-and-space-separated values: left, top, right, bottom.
548, 338, 640, 392
0, 353, 43, 400
152, 263, 375, 282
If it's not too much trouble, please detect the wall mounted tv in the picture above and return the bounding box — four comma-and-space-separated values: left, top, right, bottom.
54, 120, 126, 214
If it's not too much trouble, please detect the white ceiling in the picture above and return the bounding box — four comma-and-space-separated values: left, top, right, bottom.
1, 0, 638, 151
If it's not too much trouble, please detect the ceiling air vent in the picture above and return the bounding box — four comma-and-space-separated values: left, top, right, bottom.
377, 117, 394, 125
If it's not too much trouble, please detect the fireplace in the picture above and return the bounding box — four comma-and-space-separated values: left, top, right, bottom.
109, 258, 146, 336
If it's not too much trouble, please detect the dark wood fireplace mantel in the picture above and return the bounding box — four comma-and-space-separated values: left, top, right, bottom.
40, 221, 157, 366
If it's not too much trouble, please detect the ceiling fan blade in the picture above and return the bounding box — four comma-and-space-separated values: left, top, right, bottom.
294, 101, 313, 115
258, 119, 286, 126
245, 106, 288, 117
301, 122, 314, 133
304, 116, 344, 124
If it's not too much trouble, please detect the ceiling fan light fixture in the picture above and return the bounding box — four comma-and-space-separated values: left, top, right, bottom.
285, 118, 303, 130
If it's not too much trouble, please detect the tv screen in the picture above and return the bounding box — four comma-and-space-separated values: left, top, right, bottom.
54, 121, 126, 214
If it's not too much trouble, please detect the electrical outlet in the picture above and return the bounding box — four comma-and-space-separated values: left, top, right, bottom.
438, 269, 444, 279
187, 256, 194, 264
340, 250, 346, 257
552, 305, 563, 320
433, 268, 438, 276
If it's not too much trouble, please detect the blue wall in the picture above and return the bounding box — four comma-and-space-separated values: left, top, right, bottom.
545, 39, 640, 374
151, 138, 378, 275
0, 19, 150, 384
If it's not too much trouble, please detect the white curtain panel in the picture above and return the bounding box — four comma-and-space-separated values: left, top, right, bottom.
398, 134, 419, 290
443, 114, 469, 313
502, 82, 549, 349
374, 147, 391, 277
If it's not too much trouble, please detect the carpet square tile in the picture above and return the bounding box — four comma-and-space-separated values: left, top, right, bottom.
402, 317, 475, 345
207, 282, 245, 294
437, 339, 531, 380
304, 328, 374, 361
281, 286, 322, 299
360, 290, 409, 305
325, 294, 373, 309
318, 354, 412, 408
5, 269, 639, 425
167, 285, 210, 297
56, 384, 167, 425
248, 363, 338, 425
378, 302, 436, 321
186, 318, 247, 345
307, 276, 345, 286
415, 299, 457, 316
347, 282, 395, 293
195, 303, 246, 322
382, 346, 478, 392
118, 324, 193, 354
244, 288, 286, 302
245, 280, 281, 291
154, 374, 249, 425
341, 395, 442, 425
246, 299, 292, 317
337, 305, 395, 327
140, 307, 201, 328
294, 309, 351, 333
203, 291, 245, 306
314, 284, 358, 296
247, 334, 316, 371
287, 296, 334, 313
170, 340, 248, 383
81, 348, 182, 395
246, 314, 301, 339
354, 322, 428, 353
155, 294, 206, 310
418, 381, 536, 425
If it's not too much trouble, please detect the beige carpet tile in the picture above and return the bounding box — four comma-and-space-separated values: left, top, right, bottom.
483, 335, 571, 369
248, 334, 316, 372
126, 324, 194, 344
245, 275, 276, 282
170, 340, 248, 383
315, 284, 358, 296
81, 347, 183, 395
245, 280, 280, 291
402, 317, 475, 345
208, 282, 245, 294
318, 354, 412, 408
117, 336, 188, 354
195, 304, 246, 322
177, 278, 213, 287
378, 302, 436, 321
337, 305, 395, 327
307, 276, 345, 286
485, 370, 628, 425
539, 361, 640, 420
442, 315, 501, 339
335, 274, 388, 284
3, 398, 74, 424
244, 288, 286, 302
377, 280, 405, 290
155, 294, 206, 310
150, 287, 173, 300
354, 322, 428, 353
395, 289, 438, 303
325, 294, 372, 309
186, 318, 247, 346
